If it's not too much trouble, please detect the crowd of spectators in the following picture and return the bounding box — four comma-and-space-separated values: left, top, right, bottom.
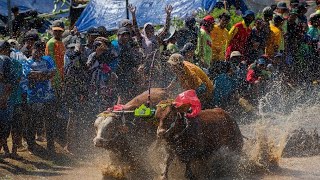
0, 0, 319, 158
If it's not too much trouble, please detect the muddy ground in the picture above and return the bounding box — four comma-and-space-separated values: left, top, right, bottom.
1, 142, 320, 180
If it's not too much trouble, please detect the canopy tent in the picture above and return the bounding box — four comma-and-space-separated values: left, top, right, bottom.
0, 0, 70, 16
75, 0, 249, 32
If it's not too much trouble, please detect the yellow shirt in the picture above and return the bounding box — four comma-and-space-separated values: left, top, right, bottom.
210, 24, 229, 61
178, 61, 213, 99
265, 24, 283, 57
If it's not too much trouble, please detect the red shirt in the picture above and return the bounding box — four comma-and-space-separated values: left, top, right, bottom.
226, 21, 251, 60
246, 69, 258, 84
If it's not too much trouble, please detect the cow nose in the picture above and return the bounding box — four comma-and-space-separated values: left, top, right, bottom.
93, 137, 104, 147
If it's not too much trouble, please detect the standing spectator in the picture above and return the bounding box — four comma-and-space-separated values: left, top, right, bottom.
25, 41, 57, 154
265, 15, 284, 57
115, 27, 141, 103
275, 2, 289, 18
297, 3, 308, 26
0, 41, 16, 157
307, 14, 320, 82
289, 0, 299, 10
20, 30, 40, 58
284, 9, 299, 72
226, 10, 255, 60
262, 6, 273, 41
245, 18, 268, 62
8, 41, 26, 159
196, 15, 215, 69
84, 27, 100, 58
45, 21, 67, 146
210, 13, 230, 62
212, 62, 237, 108
11, 7, 25, 38
45, 20, 65, 92
176, 17, 198, 49
129, 4, 173, 56
275, 2, 289, 34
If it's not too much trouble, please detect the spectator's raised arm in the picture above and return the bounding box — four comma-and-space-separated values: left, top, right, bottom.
128, 4, 142, 45
157, 5, 173, 42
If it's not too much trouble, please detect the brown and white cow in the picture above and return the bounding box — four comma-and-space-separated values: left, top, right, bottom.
155, 100, 244, 180
93, 88, 176, 164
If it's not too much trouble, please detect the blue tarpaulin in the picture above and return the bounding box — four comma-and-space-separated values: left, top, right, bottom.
76, 0, 248, 32
0, 0, 69, 16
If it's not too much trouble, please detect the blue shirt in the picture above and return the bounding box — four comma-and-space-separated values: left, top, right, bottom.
10, 49, 28, 105
0, 55, 15, 122
26, 56, 56, 104
213, 73, 237, 106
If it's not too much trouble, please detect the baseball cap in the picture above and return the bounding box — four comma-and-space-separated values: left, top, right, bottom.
230, 51, 242, 58
263, 6, 274, 17
243, 10, 255, 18
87, 27, 100, 36
52, 20, 65, 31
203, 15, 215, 23
167, 53, 184, 66
257, 58, 266, 65
277, 2, 288, 9
117, 27, 130, 35
119, 19, 132, 28
290, 0, 299, 5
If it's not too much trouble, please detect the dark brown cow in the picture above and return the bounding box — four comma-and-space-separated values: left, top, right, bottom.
155, 100, 243, 180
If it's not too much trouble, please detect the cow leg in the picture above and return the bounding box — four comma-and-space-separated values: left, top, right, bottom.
160, 147, 174, 180
185, 161, 196, 180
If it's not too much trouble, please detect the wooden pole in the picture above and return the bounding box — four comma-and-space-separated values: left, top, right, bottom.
126, 0, 129, 19
7, 0, 13, 37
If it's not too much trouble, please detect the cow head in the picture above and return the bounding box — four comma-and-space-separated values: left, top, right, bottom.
156, 100, 191, 139
93, 112, 130, 149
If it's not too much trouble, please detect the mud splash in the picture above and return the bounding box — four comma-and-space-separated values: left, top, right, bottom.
100, 83, 320, 179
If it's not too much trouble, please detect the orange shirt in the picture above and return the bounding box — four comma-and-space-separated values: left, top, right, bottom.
45, 37, 65, 88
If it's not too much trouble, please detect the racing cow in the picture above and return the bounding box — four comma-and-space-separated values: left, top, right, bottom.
155, 90, 243, 180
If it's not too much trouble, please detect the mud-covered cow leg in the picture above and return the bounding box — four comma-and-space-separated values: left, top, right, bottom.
185, 160, 196, 180
160, 147, 174, 180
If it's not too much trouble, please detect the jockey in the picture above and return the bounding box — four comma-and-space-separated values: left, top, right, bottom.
167, 53, 213, 108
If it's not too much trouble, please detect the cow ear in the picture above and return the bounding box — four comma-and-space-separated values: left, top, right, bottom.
174, 103, 191, 113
